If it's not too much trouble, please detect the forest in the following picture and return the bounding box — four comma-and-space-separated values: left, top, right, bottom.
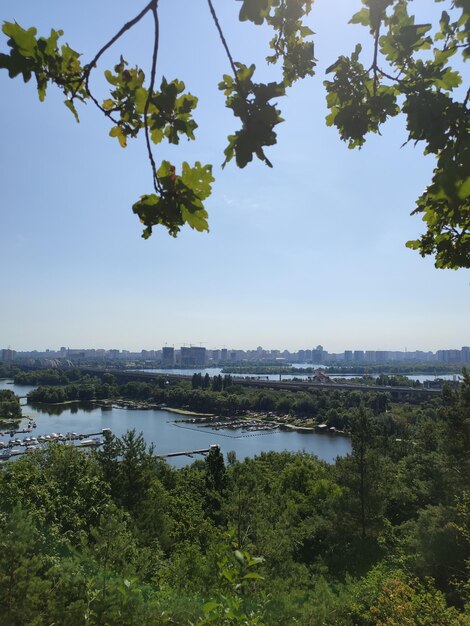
0, 371, 469, 624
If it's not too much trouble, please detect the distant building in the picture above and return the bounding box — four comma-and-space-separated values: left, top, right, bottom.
180, 346, 206, 367
437, 349, 465, 364
67, 349, 87, 359
365, 351, 376, 363
141, 350, 157, 359
354, 351, 365, 363
311, 345, 324, 363
1, 349, 16, 361
162, 347, 175, 366
344, 350, 353, 362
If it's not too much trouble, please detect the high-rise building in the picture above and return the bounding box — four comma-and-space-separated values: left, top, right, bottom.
1, 348, 16, 361
375, 351, 389, 363
311, 345, 324, 363
354, 350, 365, 362
437, 349, 458, 363
162, 347, 175, 366
180, 346, 206, 367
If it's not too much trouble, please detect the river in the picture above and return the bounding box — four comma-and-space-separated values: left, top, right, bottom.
0, 380, 351, 468
138, 366, 461, 383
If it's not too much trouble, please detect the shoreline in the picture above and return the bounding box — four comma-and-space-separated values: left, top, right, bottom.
24, 397, 350, 437
162, 407, 215, 417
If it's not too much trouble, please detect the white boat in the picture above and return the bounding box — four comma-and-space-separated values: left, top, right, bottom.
78, 438, 102, 448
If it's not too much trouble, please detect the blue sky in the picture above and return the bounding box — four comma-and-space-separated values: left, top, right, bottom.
1, 0, 468, 353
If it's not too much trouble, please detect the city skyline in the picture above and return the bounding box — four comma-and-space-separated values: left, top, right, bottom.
1, 0, 469, 352
3, 342, 469, 361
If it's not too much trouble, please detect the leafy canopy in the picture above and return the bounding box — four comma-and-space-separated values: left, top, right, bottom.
0, 1, 314, 240
0, 0, 469, 268
325, 0, 469, 269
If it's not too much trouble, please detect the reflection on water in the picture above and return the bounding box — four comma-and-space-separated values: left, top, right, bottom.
28, 401, 97, 416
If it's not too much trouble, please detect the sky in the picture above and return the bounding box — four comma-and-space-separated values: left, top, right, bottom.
0, 0, 469, 354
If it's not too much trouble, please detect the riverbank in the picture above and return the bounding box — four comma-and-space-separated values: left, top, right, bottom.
162, 406, 215, 417
31, 397, 217, 418
0, 418, 21, 430
28, 396, 349, 436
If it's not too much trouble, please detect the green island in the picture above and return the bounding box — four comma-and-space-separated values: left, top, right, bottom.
0, 388, 22, 430
21, 369, 403, 432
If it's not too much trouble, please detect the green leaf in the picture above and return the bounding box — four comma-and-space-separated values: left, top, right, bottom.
435, 68, 462, 91
238, 0, 272, 25
3, 22, 38, 56
458, 177, 470, 200
102, 99, 115, 111
203, 600, 219, 614
64, 99, 80, 122
234, 550, 245, 563
349, 8, 370, 27
109, 126, 127, 147
134, 87, 148, 114
242, 572, 263, 580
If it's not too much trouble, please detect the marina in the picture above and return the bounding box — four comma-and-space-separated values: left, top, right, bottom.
0, 428, 110, 461
0, 380, 352, 467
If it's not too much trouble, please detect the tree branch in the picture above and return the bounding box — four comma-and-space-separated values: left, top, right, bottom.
144, 1, 163, 194
70, 0, 155, 123
372, 26, 380, 95
83, 1, 155, 94
206, 0, 244, 95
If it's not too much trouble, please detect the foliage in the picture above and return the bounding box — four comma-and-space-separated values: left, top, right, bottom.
325, 0, 470, 268
0, 389, 22, 424
1, 1, 467, 266
197, 547, 268, 625
0, 1, 314, 238
0, 390, 469, 623
1, 372, 470, 623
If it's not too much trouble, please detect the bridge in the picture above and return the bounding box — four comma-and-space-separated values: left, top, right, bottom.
81, 368, 441, 402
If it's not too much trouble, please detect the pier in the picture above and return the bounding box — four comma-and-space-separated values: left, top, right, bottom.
1, 428, 219, 463
157, 445, 218, 459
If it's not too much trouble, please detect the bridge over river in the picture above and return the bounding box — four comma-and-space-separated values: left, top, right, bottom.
81, 368, 441, 402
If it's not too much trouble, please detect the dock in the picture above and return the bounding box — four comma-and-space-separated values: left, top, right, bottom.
0, 431, 219, 463
158, 445, 218, 459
